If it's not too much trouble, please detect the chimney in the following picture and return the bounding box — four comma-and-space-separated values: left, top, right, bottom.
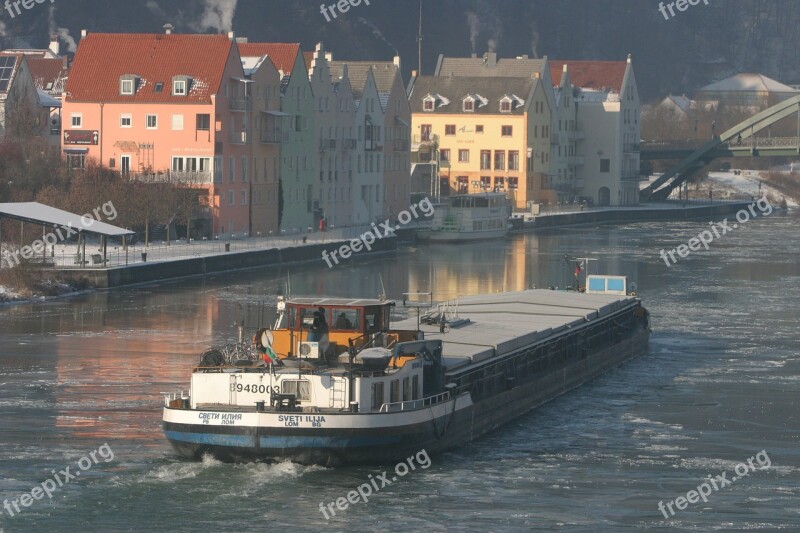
471, 53, 477, 59
627, 53, 632, 64
227, 31, 235, 40
325, 52, 333, 62
163, 23, 174, 35
563, 64, 568, 73
393, 55, 401, 68
80, 29, 88, 39
411, 69, 417, 78
486, 52, 497, 68
49, 35, 59, 56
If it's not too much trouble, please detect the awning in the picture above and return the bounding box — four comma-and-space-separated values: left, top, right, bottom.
63, 148, 88, 154
395, 117, 409, 127
0, 202, 134, 237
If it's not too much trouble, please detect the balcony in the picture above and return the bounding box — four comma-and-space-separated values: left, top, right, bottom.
567, 130, 585, 141
568, 155, 585, 167
341, 138, 357, 150
131, 170, 213, 184
230, 130, 251, 144
394, 138, 409, 151
365, 139, 382, 151
623, 143, 640, 153
320, 138, 336, 151
230, 97, 252, 112
260, 129, 288, 144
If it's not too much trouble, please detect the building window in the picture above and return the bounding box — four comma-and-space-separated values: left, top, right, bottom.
600, 159, 610, 172
196, 114, 210, 131
228, 190, 235, 206
445, 124, 455, 136
480, 176, 491, 190
508, 150, 519, 170
120, 79, 134, 95
371, 382, 385, 410
500, 98, 512, 113
458, 149, 469, 163
172, 114, 184, 130
242, 157, 248, 182
501, 125, 513, 137
146, 114, 157, 129
480, 150, 491, 170
241, 189, 248, 205
508, 176, 519, 189
120, 114, 132, 128
494, 150, 505, 170
229, 157, 235, 183
463, 98, 474, 112
420, 124, 432, 141
440, 149, 450, 162
70, 114, 82, 128
173, 79, 187, 96
476, 125, 484, 133
495, 177, 505, 190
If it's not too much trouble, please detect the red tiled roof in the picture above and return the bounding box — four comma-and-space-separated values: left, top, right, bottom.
65, 33, 235, 103
303, 51, 314, 72
549, 60, 627, 92
237, 43, 300, 75
26, 57, 68, 94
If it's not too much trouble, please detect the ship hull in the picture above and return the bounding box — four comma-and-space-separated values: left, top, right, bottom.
163, 328, 649, 466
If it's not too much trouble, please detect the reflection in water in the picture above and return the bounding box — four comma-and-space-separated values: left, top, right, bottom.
1, 211, 798, 531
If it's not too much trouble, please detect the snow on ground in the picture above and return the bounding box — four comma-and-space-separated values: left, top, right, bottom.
706, 170, 798, 207
0, 285, 24, 303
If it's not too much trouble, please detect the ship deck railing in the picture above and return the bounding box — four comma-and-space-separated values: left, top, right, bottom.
378, 391, 451, 413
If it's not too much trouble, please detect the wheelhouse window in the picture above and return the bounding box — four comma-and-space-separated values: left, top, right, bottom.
390, 380, 400, 403
332, 308, 360, 330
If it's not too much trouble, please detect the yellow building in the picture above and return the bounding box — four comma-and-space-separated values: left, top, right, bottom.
408, 74, 553, 209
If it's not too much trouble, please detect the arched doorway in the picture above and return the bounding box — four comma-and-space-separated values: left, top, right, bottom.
598, 187, 611, 206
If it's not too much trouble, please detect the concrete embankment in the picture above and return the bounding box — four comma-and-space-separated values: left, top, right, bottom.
57, 236, 397, 289
511, 202, 752, 232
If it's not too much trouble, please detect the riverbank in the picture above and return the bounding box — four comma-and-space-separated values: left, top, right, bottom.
54, 235, 397, 290
511, 200, 755, 232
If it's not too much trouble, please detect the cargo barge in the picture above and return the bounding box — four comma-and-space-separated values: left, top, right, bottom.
163, 276, 649, 466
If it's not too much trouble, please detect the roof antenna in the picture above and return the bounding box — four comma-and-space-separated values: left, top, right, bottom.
378, 274, 387, 301
417, 0, 423, 75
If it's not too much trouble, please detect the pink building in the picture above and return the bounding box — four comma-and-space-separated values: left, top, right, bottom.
62, 30, 267, 237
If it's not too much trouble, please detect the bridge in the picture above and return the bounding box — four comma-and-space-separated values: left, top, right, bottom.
640, 94, 800, 201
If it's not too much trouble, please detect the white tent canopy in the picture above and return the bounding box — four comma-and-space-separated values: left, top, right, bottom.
0, 202, 133, 237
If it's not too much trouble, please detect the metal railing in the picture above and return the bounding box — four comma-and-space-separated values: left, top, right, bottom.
131, 171, 213, 184
378, 390, 451, 413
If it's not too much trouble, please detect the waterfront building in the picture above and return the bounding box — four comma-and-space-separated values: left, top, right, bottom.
62, 30, 256, 236
408, 73, 552, 210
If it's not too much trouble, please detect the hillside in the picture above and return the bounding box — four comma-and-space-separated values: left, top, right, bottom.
1, 0, 799, 101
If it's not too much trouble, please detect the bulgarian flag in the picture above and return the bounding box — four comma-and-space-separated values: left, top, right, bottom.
263, 344, 278, 364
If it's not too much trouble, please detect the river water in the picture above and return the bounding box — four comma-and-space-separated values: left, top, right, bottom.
1, 210, 799, 532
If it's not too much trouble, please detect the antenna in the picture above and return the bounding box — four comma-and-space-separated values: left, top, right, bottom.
378, 274, 387, 301
417, 0, 423, 75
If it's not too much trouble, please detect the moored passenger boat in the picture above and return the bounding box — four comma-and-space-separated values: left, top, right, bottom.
163, 277, 650, 466
416, 192, 510, 242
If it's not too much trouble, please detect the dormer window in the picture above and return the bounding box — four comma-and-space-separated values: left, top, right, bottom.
463, 97, 475, 112
500, 97, 512, 113
154, 82, 164, 93
173, 79, 186, 96
119, 74, 138, 96
423, 95, 435, 112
